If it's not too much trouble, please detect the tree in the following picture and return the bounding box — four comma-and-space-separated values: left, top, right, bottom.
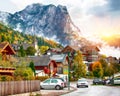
18, 45, 26, 57
14, 67, 34, 80
92, 61, 103, 78
105, 63, 115, 76
14, 59, 34, 80
40, 46, 49, 55
29, 61, 36, 76
99, 58, 108, 76
26, 46, 36, 56
73, 51, 87, 79
107, 62, 120, 76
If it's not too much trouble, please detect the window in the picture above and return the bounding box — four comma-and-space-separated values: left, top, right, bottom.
43, 79, 50, 83
51, 79, 58, 83
57, 67, 63, 74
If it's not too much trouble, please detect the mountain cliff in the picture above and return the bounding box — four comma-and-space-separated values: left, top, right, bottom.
0, 3, 80, 46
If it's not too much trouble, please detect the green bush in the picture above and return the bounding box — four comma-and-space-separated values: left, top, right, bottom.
14, 67, 34, 80
70, 77, 78, 81
5, 75, 14, 81
0, 75, 14, 81
14, 76, 23, 81
35, 76, 49, 81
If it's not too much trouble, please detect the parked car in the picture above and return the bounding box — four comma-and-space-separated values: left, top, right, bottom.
76, 78, 89, 88
40, 78, 64, 90
52, 77, 67, 87
57, 74, 68, 86
112, 77, 120, 85
102, 78, 112, 85
93, 78, 104, 85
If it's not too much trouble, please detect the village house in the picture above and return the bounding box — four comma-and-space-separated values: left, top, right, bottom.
106, 56, 119, 64
61, 45, 100, 72
27, 55, 51, 76
12, 39, 40, 56
0, 42, 16, 76
80, 45, 100, 65
28, 53, 69, 76
61, 45, 79, 54
50, 54, 68, 75
45, 47, 62, 55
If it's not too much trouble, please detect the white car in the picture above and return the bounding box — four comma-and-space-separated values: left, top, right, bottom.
40, 78, 64, 90
113, 77, 120, 85
76, 78, 89, 88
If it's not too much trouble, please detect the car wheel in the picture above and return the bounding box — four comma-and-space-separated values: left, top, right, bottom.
93, 83, 96, 85
55, 85, 61, 90
40, 86, 44, 89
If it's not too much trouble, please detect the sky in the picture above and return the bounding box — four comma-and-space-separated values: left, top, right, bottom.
0, 0, 120, 58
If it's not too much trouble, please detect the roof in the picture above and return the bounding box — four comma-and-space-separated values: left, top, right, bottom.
12, 43, 34, 50
0, 42, 16, 55
50, 54, 67, 62
61, 45, 79, 53
80, 45, 100, 51
28, 55, 51, 66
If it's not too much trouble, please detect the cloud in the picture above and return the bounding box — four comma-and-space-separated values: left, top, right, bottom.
108, 0, 120, 11
100, 44, 120, 58
88, 0, 120, 17
10, 0, 43, 11
0, 0, 120, 58
0, 0, 18, 13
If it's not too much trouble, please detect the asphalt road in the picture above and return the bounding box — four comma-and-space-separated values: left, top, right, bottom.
61, 80, 120, 96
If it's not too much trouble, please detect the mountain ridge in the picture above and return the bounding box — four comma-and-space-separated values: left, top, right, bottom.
0, 3, 80, 46
0, 3, 119, 48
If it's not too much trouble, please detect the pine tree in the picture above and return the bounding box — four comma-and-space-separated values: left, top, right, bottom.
29, 61, 36, 76
18, 45, 26, 57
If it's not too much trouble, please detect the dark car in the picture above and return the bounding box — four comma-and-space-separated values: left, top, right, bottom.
93, 78, 104, 85
102, 78, 112, 85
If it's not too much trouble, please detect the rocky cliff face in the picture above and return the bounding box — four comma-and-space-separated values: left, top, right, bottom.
0, 3, 80, 45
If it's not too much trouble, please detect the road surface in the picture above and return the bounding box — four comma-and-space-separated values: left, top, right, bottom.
61, 80, 120, 96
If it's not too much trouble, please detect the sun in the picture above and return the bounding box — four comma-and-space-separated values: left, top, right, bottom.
100, 32, 113, 37
99, 33, 114, 41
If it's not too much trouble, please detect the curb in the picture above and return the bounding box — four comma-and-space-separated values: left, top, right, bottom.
9, 86, 77, 96
41, 86, 77, 96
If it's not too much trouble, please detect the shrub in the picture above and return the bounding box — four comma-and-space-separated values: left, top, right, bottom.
14, 67, 34, 80
1, 76, 6, 81
70, 77, 78, 81
5, 75, 14, 81
14, 76, 23, 81
0, 75, 14, 81
35, 76, 49, 81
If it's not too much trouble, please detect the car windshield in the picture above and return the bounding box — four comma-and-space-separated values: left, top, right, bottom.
57, 78, 65, 82
94, 78, 102, 81
43, 79, 50, 83
51, 79, 58, 83
78, 79, 87, 82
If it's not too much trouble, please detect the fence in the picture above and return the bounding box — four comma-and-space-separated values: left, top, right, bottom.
0, 80, 40, 96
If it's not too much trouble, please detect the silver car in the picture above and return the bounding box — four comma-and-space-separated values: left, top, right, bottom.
40, 78, 64, 90
77, 78, 89, 88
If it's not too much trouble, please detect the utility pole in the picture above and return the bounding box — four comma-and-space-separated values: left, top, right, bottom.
68, 52, 70, 91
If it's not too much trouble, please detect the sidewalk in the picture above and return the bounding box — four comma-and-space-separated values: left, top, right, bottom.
9, 86, 77, 96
